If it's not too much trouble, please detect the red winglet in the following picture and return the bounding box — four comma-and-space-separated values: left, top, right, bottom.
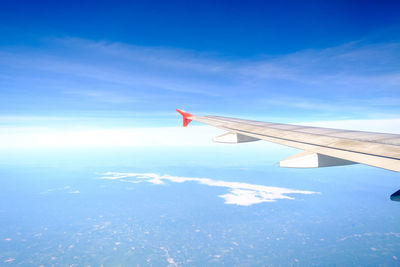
176, 109, 193, 127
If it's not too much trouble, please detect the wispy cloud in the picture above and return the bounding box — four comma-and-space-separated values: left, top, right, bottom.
0, 37, 399, 120
40, 185, 80, 195
64, 89, 138, 104
100, 172, 319, 206
339, 232, 400, 242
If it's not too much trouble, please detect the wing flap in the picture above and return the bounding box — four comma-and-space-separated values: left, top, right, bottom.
280, 151, 357, 168
213, 131, 260, 143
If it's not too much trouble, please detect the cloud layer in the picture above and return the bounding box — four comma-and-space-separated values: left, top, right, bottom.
1, 38, 399, 149
100, 172, 319, 206
0, 38, 399, 121
0, 118, 399, 149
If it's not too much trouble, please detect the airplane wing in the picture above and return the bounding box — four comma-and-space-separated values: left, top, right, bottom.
176, 109, 400, 173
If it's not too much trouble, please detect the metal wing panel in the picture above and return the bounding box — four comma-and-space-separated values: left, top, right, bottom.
192, 115, 400, 172
206, 115, 400, 146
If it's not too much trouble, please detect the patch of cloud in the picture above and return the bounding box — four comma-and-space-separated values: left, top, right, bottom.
100, 172, 319, 206
258, 96, 400, 116
0, 111, 180, 128
1, 38, 399, 118
0, 117, 399, 149
0, 116, 75, 123
160, 246, 177, 267
0, 125, 224, 149
40, 186, 80, 195
339, 232, 400, 241
64, 89, 137, 104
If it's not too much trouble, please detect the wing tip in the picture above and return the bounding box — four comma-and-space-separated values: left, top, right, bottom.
176, 109, 193, 127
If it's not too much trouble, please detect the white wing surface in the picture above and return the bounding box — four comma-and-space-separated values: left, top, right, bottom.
177, 109, 400, 172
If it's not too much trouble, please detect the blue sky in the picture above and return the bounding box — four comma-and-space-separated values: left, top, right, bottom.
0, 0, 399, 132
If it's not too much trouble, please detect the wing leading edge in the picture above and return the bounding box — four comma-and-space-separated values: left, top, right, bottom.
176, 109, 400, 173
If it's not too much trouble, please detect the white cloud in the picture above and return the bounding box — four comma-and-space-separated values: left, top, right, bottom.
0, 125, 224, 149
1, 38, 399, 116
0, 126, 225, 149
0, 118, 398, 149
40, 185, 80, 195
100, 172, 319, 206
339, 232, 400, 241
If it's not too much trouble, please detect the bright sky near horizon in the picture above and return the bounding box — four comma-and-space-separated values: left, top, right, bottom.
0, 0, 399, 147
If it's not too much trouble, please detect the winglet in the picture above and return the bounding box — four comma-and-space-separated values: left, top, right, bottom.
176, 109, 193, 127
